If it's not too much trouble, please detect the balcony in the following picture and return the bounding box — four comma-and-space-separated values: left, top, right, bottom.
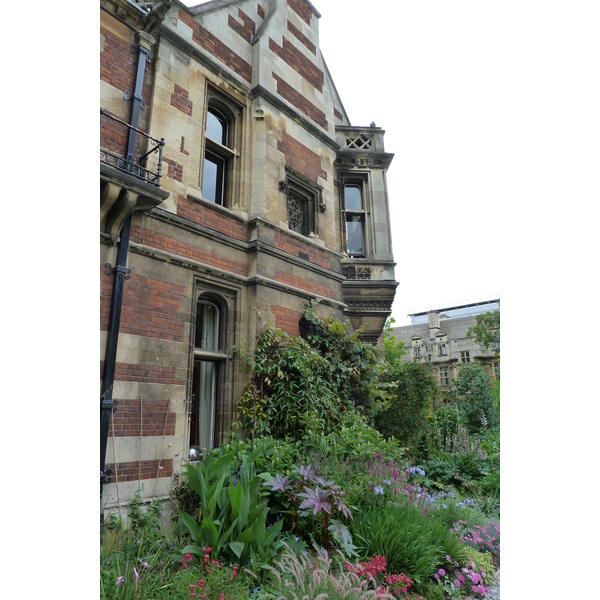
100, 108, 169, 243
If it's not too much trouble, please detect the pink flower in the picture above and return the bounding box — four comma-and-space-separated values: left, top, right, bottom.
116, 576, 124, 587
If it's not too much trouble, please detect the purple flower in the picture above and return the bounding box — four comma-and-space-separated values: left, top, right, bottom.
116, 576, 124, 587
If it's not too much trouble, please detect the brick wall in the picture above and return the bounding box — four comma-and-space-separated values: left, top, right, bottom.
163, 157, 184, 182
101, 266, 115, 331
272, 305, 300, 336
178, 10, 252, 83
106, 398, 177, 437
287, 20, 316, 55
176, 196, 248, 241
277, 131, 327, 182
120, 274, 187, 341
228, 9, 256, 43
100, 25, 154, 158
269, 36, 323, 91
287, 0, 312, 25
275, 269, 332, 298
170, 83, 193, 116
130, 226, 249, 277
104, 458, 173, 482
274, 231, 330, 268
272, 73, 327, 130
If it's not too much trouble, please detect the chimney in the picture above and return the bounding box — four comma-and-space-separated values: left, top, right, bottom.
428, 310, 440, 339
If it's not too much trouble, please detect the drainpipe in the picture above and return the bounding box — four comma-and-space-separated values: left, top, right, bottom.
100, 40, 149, 520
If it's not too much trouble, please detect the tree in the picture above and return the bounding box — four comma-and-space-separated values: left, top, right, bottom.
448, 362, 499, 434
375, 321, 438, 445
466, 309, 500, 356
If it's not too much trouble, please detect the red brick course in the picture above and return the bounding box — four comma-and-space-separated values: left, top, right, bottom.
104, 458, 173, 482
277, 131, 327, 183
228, 9, 256, 43
272, 73, 327, 130
257, 4, 266, 19
170, 83, 193, 116
101, 266, 115, 331
287, 0, 312, 25
176, 196, 249, 241
106, 398, 177, 437
269, 36, 323, 91
163, 157, 183, 182
287, 20, 316, 55
275, 269, 332, 298
119, 273, 187, 342
130, 225, 249, 277
334, 107, 344, 122
272, 305, 301, 337
178, 10, 252, 83
274, 231, 330, 268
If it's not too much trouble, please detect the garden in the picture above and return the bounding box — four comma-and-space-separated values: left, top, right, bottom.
100, 303, 500, 599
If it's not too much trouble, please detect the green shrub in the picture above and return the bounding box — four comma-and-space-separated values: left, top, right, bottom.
348, 503, 468, 589
179, 449, 283, 566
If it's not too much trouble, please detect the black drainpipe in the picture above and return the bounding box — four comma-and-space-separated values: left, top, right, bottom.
100, 42, 150, 519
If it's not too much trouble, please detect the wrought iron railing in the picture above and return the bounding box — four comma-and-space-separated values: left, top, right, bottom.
100, 108, 165, 187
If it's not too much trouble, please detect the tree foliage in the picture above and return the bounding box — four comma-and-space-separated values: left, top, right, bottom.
448, 362, 499, 434
374, 321, 438, 445
237, 302, 390, 441
466, 309, 500, 356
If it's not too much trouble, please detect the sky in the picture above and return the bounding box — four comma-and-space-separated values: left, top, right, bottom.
176, 0, 510, 323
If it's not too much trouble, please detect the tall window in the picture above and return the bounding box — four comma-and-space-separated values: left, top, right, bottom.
460, 351, 471, 363
413, 346, 421, 358
190, 299, 223, 457
438, 343, 446, 356
440, 367, 450, 387
343, 183, 366, 256
202, 108, 232, 205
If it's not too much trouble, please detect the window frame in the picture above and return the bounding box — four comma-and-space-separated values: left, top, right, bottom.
438, 343, 446, 356
339, 173, 370, 257
200, 87, 243, 208
284, 167, 321, 238
460, 351, 471, 363
439, 366, 450, 387
189, 286, 236, 461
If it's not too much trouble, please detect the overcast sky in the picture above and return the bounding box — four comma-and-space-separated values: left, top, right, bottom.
178, 1, 597, 326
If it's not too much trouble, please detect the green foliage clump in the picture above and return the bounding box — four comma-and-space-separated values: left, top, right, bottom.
179, 449, 283, 566
100, 490, 173, 600
375, 322, 437, 445
466, 309, 500, 355
238, 302, 391, 441
348, 503, 468, 589
448, 362, 499, 434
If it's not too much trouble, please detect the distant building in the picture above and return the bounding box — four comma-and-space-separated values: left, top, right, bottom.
391, 299, 499, 406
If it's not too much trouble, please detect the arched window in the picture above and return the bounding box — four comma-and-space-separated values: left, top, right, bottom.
190, 299, 223, 457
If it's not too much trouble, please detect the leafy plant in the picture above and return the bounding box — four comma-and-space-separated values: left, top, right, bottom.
376, 323, 438, 445
349, 503, 468, 589
179, 450, 284, 566
261, 463, 354, 555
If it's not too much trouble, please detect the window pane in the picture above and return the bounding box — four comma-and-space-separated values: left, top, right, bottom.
344, 184, 362, 210
206, 109, 227, 145
346, 215, 364, 255
196, 301, 219, 351
203, 153, 225, 205
191, 360, 216, 452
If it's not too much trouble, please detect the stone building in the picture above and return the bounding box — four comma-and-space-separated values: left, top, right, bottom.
100, 0, 398, 517
391, 300, 500, 407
